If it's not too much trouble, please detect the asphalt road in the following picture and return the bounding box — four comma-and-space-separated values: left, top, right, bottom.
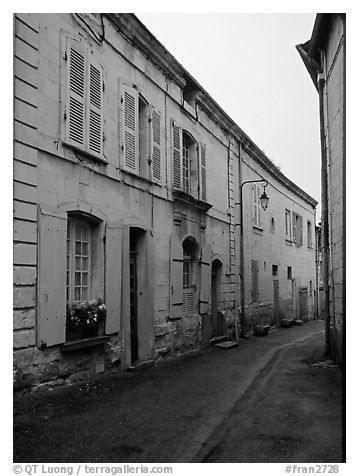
203, 334, 343, 463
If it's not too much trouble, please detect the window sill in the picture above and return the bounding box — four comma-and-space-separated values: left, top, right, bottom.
173, 189, 212, 212
252, 225, 263, 235
121, 168, 161, 187
63, 141, 108, 165
61, 335, 110, 353
285, 239, 293, 246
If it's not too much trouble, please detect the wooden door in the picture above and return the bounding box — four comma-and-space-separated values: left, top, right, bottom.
130, 252, 138, 363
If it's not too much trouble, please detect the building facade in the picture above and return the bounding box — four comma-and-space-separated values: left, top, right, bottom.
14, 13, 317, 392
297, 13, 345, 363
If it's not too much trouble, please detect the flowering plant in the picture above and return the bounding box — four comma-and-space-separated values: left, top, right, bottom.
66, 298, 106, 331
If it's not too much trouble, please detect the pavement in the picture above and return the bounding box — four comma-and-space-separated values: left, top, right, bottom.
13, 319, 342, 463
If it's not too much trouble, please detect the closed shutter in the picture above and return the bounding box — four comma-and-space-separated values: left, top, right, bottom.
199, 143, 207, 201
183, 289, 194, 317
122, 85, 139, 173
38, 208, 67, 347
170, 234, 183, 318
151, 107, 161, 182
87, 57, 103, 157
292, 212, 297, 245
299, 215, 303, 246
172, 120, 182, 190
200, 243, 211, 314
66, 41, 86, 149
105, 223, 122, 334
251, 259, 259, 303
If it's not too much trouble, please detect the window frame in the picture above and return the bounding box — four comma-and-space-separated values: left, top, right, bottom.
66, 216, 92, 305
285, 209, 292, 241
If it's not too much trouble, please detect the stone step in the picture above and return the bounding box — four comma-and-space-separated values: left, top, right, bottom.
214, 340, 238, 349
127, 360, 155, 372
209, 335, 227, 345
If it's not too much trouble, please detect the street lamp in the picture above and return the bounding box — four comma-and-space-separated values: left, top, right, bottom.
238, 178, 269, 338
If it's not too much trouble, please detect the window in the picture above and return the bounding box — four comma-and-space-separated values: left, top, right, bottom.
307, 221, 313, 248
285, 209, 292, 240
253, 184, 262, 228
67, 218, 91, 304
270, 217, 275, 233
65, 40, 103, 159
122, 85, 162, 182
171, 121, 207, 201
287, 266, 292, 280
272, 264, 278, 277
292, 212, 303, 247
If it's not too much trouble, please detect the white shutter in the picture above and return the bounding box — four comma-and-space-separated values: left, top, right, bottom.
199, 143, 207, 201
151, 107, 161, 183
66, 41, 86, 149
38, 208, 67, 347
105, 223, 122, 334
87, 56, 103, 157
172, 120, 182, 190
122, 85, 139, 173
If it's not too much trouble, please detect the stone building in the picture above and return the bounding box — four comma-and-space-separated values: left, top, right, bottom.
13, 13, 317, 391
297, 13, 345, 362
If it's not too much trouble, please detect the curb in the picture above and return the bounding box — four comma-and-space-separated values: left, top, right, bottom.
173, 330, 325, 463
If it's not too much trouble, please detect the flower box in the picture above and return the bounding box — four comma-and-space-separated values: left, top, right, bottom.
66, 298, 106, 341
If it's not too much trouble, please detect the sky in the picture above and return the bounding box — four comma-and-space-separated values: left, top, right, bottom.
137, 13, 321, 216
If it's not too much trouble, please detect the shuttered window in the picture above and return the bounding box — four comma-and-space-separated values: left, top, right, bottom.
172, 121, 182, 190
292, 212, 303, 247
66, 40, 103, 158
151, 108, 161, 182
122, 85, 139, 172
253, 184, 262, 227
199, 143, 207, 201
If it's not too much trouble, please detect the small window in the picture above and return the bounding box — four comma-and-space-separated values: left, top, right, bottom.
270, 217, 275, 233
287, 266, 292, 279
310, 280, 313, 296
272, 264, 278, 277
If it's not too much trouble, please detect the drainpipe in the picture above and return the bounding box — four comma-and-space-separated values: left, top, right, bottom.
318, 71, 332, 357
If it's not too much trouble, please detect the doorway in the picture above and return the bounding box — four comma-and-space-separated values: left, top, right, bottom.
299, 287, 308, 320
211, 259, 223, 337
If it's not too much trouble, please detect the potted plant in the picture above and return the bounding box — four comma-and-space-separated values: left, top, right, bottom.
66, 298, 106, 340
253, 324, 270, 337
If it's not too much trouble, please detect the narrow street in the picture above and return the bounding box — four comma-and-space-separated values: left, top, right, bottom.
13, 320, 342, 463
201, 334, 343, 462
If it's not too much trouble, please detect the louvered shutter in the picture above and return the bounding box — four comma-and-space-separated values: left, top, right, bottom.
105, 223, 122, 334
170, 234, 183, 319
198, 143, 207, 201
151, 107, 161, 182
87, 56, 103, 157
299, 215, 303, 246
122, 85, 139, 173
172, 120, 182, 190
38, 208, 67, 347
200, 243, 211, 314
66, 41, 86, 149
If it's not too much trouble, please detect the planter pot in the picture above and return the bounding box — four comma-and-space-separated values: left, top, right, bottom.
253, 324, 270, 337
81, 326, 99, 339
66, 328, 82, 341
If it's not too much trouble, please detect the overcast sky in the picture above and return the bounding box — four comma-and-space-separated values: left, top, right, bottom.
137, 13, 321, 216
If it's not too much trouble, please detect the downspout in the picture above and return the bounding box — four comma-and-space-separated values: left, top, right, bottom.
318, 70, 332, 357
